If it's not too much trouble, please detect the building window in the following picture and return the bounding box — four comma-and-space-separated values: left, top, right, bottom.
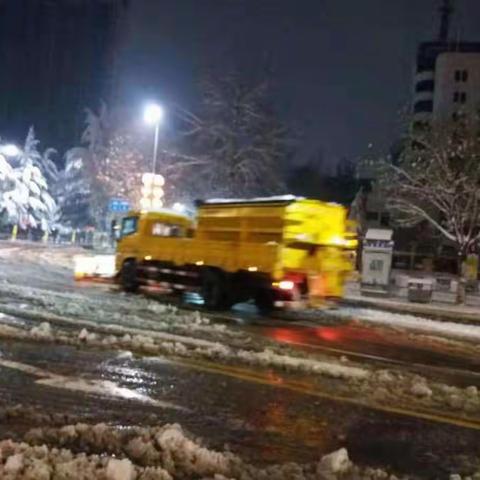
380, 213, 390, 227
414, 100, 433, 113
455, 70, 468, 82
453, 91, 467, 104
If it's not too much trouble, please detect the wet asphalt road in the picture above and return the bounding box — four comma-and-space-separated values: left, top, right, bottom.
1, 338, 480, 478
2, 242, 480, 476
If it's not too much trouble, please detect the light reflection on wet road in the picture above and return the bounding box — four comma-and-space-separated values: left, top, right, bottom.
252, 323, 480, 388
1, 339, 480, 477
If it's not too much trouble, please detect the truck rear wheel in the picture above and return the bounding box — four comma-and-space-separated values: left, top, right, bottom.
201, 270, 231, 310
255, 290, 275, 315
120, 260, 140, 293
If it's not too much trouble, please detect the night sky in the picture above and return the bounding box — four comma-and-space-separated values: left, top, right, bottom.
117, 0, 480, 169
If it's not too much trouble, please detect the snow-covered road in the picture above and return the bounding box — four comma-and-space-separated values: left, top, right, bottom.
2, 241, 480, 478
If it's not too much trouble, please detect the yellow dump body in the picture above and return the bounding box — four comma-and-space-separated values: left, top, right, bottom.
195, 199, 353, 292
116, 198, 355, 302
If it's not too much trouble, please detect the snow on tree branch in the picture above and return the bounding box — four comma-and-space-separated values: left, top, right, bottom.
376, 117, 480, 256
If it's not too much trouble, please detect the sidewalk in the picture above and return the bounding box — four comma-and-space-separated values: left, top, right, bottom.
343, 283, 480, 324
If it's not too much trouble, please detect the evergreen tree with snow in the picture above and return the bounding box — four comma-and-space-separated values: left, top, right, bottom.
56, 147, 95, 229
59, 105, 110, 230
0, 128, 58, 232
19, 127, 59, 183
60, 104, 147, 229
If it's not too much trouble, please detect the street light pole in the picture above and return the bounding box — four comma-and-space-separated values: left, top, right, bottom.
144, 103, 164, 175
152, 121, 160, 175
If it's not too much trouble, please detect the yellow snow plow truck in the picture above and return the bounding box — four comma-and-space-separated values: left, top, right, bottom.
115, 196, 356, 312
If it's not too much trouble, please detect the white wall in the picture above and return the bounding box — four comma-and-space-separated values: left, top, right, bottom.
433, 52, 480, 122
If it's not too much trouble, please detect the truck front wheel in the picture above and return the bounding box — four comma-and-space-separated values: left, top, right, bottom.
120, 260, 140, 293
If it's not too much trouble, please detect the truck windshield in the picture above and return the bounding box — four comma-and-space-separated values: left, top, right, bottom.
121, 216, 138, 237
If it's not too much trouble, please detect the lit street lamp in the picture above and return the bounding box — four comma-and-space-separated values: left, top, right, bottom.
141, 172, 165, 210
144, 103, 164, 175
0, 144, 20, 158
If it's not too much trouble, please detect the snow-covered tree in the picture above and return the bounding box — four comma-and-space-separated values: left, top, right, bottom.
97, 132, 147, 209
60, 104, 147, 229
0, 154, 14, 185
2, 161, 57, 231
59, 105, 110, 229
82, 103, 110, 156
0, 128, 58, 232
19, 127, 59, 182
171, 70, 294, 200
376, 118, 480, 302
56, 147, 95, 229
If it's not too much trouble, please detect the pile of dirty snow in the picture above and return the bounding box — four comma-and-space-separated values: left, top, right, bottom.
0, 422, 410, 480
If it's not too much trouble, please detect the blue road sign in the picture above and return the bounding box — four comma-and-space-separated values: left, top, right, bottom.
108, 198, 131, 213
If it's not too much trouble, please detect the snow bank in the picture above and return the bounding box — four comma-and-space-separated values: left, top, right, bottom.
29, 321, 52, 339
317, 448, 351, 476
1, 422, 410, 480
106, 458, 136, 480
236, 348, 369, 380
334, 307, 480, 342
